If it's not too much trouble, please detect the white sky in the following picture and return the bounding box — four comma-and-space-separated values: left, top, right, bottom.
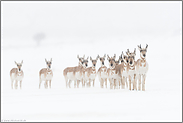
1, 1, 182, 43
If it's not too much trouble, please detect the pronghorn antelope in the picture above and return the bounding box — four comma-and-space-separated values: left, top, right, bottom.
84, 56, 98, 87
74, 55, 85, 88
97, 54, 108, 88
82, 56, 89, 87
39, 58, 53, 89
136, 44, 149, 91
63, 55, 84, 88
126, 49, 138, 90
120, 51, 129, 89
107, 54, 121, 89
10, 61, 24, 89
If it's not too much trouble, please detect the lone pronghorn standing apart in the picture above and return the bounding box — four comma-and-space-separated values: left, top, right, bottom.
39, 58, 53, 89
63, 55, 84, 88
10, 61, 24, 89
84, 56, 98, 87
126, 49, 138, 90
97, 54, 108, 88
136, 44, 149, 91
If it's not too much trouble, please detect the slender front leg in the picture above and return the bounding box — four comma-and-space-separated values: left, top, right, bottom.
93, 80, 95, 87
129, 76, 131, 91
105, 78, 107, 88
49, 80, 51, 88
20, 80, 22, 89
15, 80, 18, 89
77, 80, 80, 88
138, 74, 141, 91
142, 74, 146, 91
74, 80, 76, 88
69, 80, 71, 88
134, 74, 137, 90
44, 80, 48, 89
125, 77, 128, 88
11, 80, 14, 89
122, 76, 125, 89
114, 79, 116, 89
39, 78, 42, 89
89, 79, 91, 87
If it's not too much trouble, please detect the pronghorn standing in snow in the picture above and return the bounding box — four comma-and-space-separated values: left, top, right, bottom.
84, 56, 98, 87
107, 54, 121, 89
63, 55, 84, 88
75, 55, 85, 88
39, 58, 53, 89
97, 54, 108, 88
10, 60, 24, 89
136, 44, 149, 91
126, 49, 138, 90
82, 56, 89, 87
120, 51, 129, 89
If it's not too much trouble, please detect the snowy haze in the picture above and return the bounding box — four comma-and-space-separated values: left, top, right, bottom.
1, 1, 182, 122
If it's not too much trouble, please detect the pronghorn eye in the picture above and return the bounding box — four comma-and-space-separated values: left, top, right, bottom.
100, 58, 102, 60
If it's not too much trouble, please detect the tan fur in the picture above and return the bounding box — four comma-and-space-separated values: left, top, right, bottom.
39, 59, 53, 89
10, 61, 24, 89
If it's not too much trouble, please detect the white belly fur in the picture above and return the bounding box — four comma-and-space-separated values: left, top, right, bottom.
75, 72, 82, 80
138, 63, 148, 75
67, 72, 75, 81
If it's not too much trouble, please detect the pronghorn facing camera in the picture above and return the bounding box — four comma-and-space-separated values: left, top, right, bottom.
82, 56, 89, 87
10, 61, 24, 89
84, 56, 98, 87
136, 44, 149, 91
126, 49, 138, 90
98, 54, 108, 88
120, 51, 129, 89
39, 58, 53, 89
63, 55, 84, 88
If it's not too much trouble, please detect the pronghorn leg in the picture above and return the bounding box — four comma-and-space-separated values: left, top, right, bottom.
132, 75, 135, 90
89, 79, 91, 87
134, 74, 137, 91
142, 74, 146, 91
15, 80, 18, 89
105, 78, 107, 88
125, 77, 128, 88
11, 79, 14, 89
119, 78, 121, 89
65, 78, 68, 88
101, 79, 104, 88
69, 80, 71, 88
39, 78, 42, 89
93, 80, 95, 87
114, 79, 116, 89
20, 80, 22, 89
110, 79, 113, 89
122, 76, 125, 89
77, 80, 80, 88
138, 75, 141, 91
49, 80, 51, 88
129, 76, 131, 91
44, 81, 48, 89
74, 80, 76, 88
82, 79, 84, 88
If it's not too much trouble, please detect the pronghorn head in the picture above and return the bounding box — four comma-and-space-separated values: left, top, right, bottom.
107, 54, 116, 68
77, 55, 85, 66
45, 58, 52, 69
15, 60, 23, 71
115, 58, 120, 65
98, 54, 106, 66
90, 56, 99, 68
82, 56, 89, 68
126, 49, 136, 66
138, 44, 148, 59
121, 51, 129, 64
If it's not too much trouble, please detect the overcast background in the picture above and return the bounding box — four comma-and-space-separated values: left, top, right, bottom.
1, 1, 182, 122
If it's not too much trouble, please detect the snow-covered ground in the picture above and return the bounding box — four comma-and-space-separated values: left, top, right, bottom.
1, 1, 182, 122
1, 35, 182, 122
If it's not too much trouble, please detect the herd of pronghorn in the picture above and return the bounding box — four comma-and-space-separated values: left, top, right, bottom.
10, 44, 148, 91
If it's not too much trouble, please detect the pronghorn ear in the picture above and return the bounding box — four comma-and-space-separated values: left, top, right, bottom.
104, 54, 106, 58
146, 44, 148, 49
90, 57, 92, 61
113, 54, 116, 59
107, 55, 110, 60
15, 61, 18, 65
126, 49, 129, 55
138, 45, 141, 51
50, 58, 52, 62
83, 55, 85, 58
45, 59, 47, 63
134, 48, 136, 55
77, 55, 79, 59
87, 56, 89, 60
21, 60, 23, 64
96, 55, 99, 60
